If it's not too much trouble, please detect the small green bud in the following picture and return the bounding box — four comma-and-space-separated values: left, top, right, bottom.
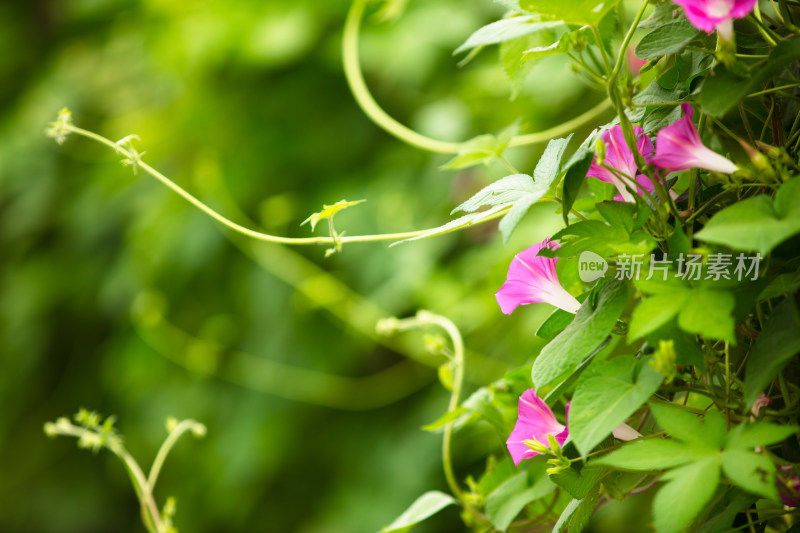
43, 422, 58, 438
424, 333, 447, 356
46, 108, 73, 144
595, 137, 606, 166
166, 417, 179, 433
650, 339, 677, 382
523, 438, 550, 454
191, 422, 207, 438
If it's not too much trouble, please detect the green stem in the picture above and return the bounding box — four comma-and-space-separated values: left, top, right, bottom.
147, 419, 203, 489
343, 0, 612, 152
343, 0, 460, 154
63, 124, 511, 247
610, 0, 650, 83
590, 25, 612, 74
386, 311, 471, 510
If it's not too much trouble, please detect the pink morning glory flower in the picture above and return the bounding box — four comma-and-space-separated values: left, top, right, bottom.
586, 125, 657, 203
649, 103, 738, 174
671, 0, 757, 38
506, 390, 569, 465
506, 390, 643, 465
495, 239, 581, 315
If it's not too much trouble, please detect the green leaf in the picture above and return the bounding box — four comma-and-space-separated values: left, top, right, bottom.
639, 2, 683, 29
700, 38, 800, 117
544, 337, 611, 405
522, 36, 569, 61
485, 467, 555, 532
744, 296, 800, 407
421, 407, 469, 432
536, 308, 575, 341
452, 174, 537, 214
595, 201, 636, 235
442, 134, 499, 170
632, 77, 687, 106
760, 270, 800, 300
451, 136, 571, 242
519, 0, 621, 25
534, 135, 572, 184
560, 149, 594, 225
629, 292, 688, 341
726, 422, 800, 450
677, 288, 736, 343
649, 402, 712, 447
455, 17, 564, 54
721, 449, 778, 501
644, 320, 704, 367
380, 491, 457, 533
553, 487, 600, 533
630, 281, 737, 344
570, 356, 663, 456
635, 19, 701, 59
301, 199, 365, 231
532, 279, 628, 389
549, 220, 625, 257
698, 489, 757, 533
695, 179, 800, 255
391, 205, 506, 246
642, 105, 682, 134
594, 439, 709, 470
653, 458, 721, 533
549, 464, 605, 499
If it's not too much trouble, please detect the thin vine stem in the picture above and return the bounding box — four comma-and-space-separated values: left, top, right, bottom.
380, 311, 482, 519
343, 0, 612, 153
147, 419, 205, 489
61, 124, 512, 247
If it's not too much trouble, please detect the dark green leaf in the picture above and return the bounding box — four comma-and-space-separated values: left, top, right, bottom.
700, 37, 800, 117
570, 356, 662, 455
485, 467, 555, 532
744, 295, 800, 407
532, 279, 628, 389
553, 487, 600, 533
759, 270, 800, 300
561, 149, 594, 225
549, 464, 605, 500
695, 179, 800, 255
635, 19, 700, 59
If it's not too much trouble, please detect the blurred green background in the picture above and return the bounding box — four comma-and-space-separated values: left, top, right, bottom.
0, 0, 610, 531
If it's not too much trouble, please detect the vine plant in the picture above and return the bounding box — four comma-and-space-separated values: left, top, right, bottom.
47, 0, 800, 532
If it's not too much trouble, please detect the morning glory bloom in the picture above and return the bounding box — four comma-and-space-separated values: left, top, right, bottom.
649, 103, 738, 174
506, 390, 643, 465
671, 0, 757, 38
586, 125, 656, 203
495, 239, 581, 315
506, 389, 569, 465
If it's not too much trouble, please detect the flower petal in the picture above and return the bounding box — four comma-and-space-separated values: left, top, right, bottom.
506, 390, 568, 465
495, 240, 581, 314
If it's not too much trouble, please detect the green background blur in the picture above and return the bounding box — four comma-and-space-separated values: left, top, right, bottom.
0, 0, 629, 531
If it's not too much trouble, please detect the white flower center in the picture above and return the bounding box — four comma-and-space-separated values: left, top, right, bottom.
707, 0, 733, 17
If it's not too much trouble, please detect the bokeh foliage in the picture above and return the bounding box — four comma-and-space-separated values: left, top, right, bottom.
0, 0, 606, 531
